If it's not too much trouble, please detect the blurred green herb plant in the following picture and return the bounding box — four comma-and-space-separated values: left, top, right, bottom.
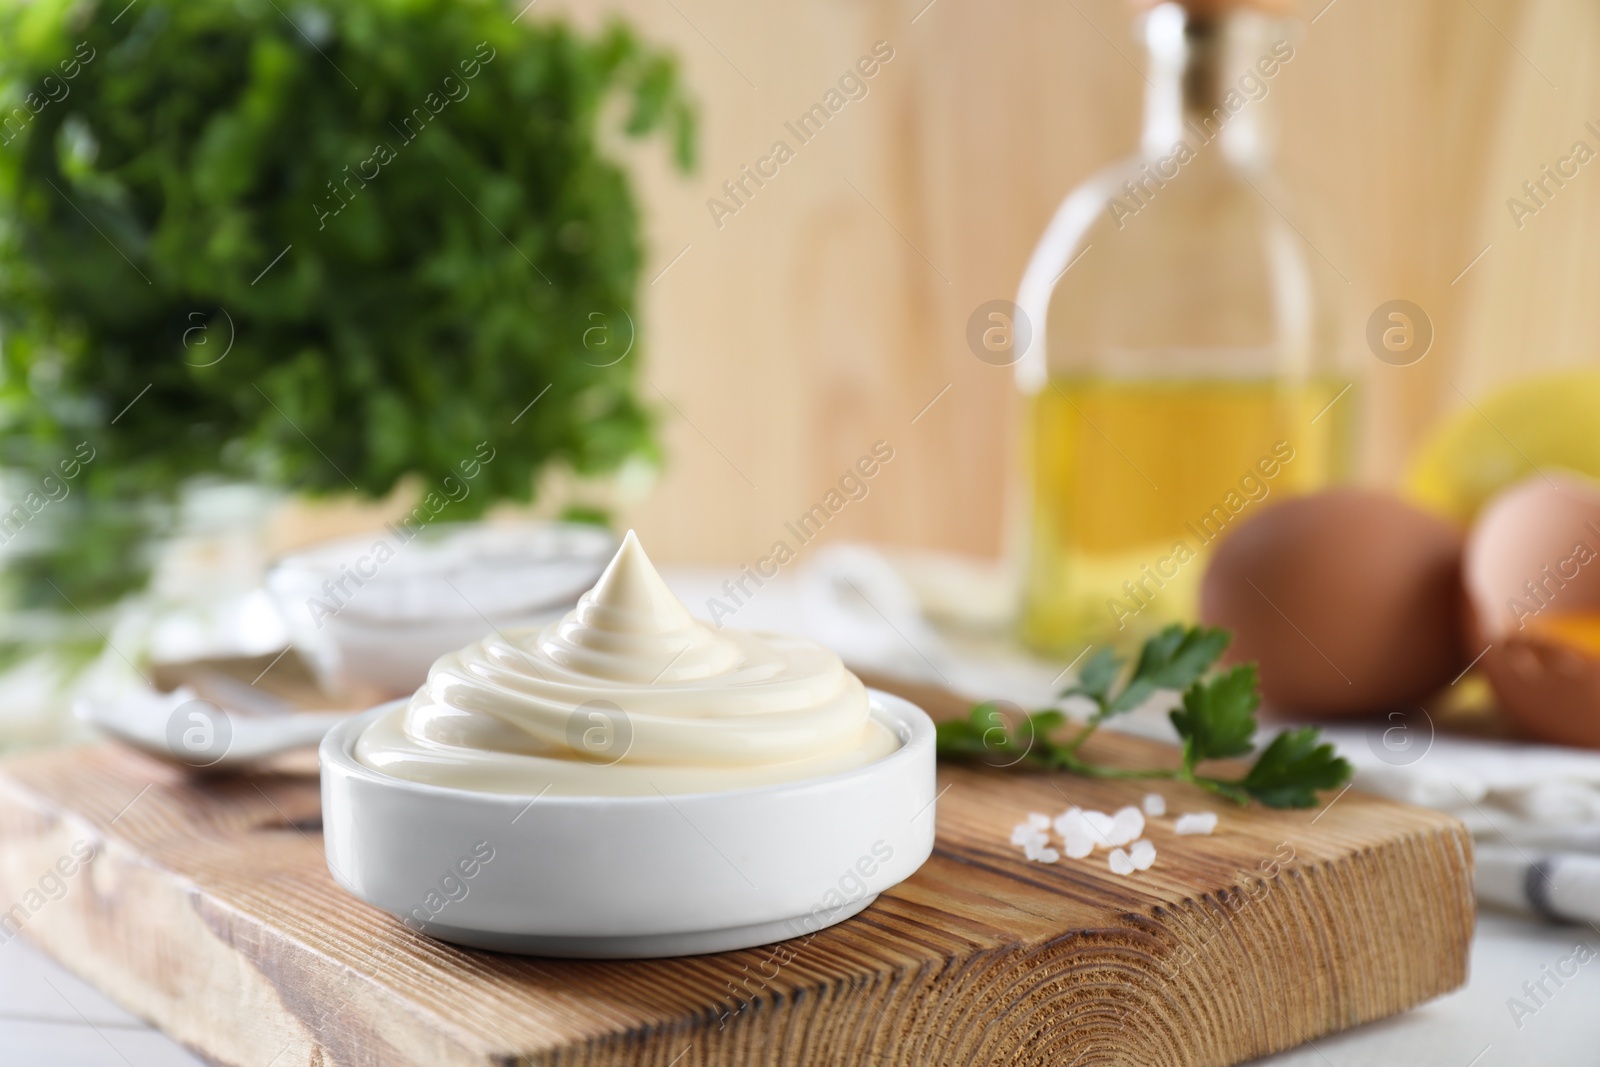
937, 624, 1353, 809
0, 0, 693, 662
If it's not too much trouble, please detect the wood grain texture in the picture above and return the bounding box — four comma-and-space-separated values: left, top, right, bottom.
0, 730, 1472, 1067
252, 0, 1593, 572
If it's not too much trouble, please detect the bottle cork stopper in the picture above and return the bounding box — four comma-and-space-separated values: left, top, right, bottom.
1130, 0, 1298, 15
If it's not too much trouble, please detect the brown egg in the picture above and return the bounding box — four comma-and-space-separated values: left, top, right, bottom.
1464, 475, 1600, 748
1199, 489, 1467, 716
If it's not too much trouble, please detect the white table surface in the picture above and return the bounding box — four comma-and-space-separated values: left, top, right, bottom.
1, 908, 1592, 1066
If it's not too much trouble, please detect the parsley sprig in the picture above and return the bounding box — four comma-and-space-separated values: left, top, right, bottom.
935, 624, 1353, 809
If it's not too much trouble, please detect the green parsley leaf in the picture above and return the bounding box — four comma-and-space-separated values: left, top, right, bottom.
1241, 727, 1354, 809
936, 624, 1353, 811
1060, 647, 1124, 707
934, 703, 1001, 758
1108, 624, 1230, 714
1022, 709, 1067, 737
1170, 664, 1260, 767
935, 704, 1064, 768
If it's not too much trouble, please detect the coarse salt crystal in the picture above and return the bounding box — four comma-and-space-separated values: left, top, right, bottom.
1011, 823, 1043, 846
1107, 805, 1144, 847
1108, 848, 1136, 875
1051, 807, 1082, 836
1142, 792, 1166, 817
1083, 810, 1115, 847
1175, 812, 1219, 836
1036, 847, 1060, 864
1129, 839, 1157, 871
1023, 839, 1046, 861
1027, 812, 1052, 830
1056, 810, 1095, 858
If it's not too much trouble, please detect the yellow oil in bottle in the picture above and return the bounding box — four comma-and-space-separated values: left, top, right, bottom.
1021, 376, 1343, 654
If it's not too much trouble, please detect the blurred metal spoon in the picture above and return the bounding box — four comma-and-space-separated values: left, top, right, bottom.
75, 683, 350, 771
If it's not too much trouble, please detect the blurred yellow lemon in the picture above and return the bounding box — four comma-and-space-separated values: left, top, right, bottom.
1406, 370, 1600, 522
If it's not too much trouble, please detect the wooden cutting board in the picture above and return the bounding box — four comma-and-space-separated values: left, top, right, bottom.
0, 696, 1473, 1067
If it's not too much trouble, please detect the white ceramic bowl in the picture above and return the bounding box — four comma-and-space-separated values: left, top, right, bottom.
268, 522, 616, 698
320, 690, 937, 958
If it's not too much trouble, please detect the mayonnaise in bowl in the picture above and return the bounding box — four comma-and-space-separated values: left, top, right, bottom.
353, 530, 900, 796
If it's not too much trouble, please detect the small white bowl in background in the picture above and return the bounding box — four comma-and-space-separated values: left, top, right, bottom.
267, 522, 616, 699
320, 690, 937, 958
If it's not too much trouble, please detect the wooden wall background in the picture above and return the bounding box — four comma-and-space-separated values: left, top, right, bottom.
282, 0, 1600, 566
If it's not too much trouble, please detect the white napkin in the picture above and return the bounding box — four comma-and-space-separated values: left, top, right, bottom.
1313, 726, 1600, 846
707, 541, 1600, 853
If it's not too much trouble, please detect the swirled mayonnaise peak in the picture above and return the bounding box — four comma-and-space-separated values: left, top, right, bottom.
354, 530, 899, 795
